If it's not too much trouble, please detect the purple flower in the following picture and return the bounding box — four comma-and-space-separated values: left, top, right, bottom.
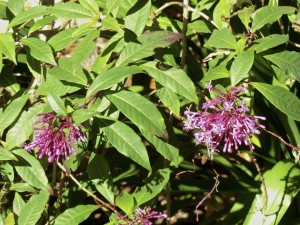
119, 207, 167, 225
24, 113, 86, 162
184, 85, 265, 153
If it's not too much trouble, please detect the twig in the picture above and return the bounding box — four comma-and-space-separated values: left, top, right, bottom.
278, 19, 300, 49
180, 0, 189, 68
265, 129, 300, 151
164, 159, 171, 225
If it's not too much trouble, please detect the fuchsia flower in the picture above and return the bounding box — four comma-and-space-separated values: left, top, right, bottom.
24, 113, 86, 162
184, 85, 266, 153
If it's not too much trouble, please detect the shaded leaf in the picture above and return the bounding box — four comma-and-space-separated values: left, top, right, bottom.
230, 50, 254, 86
252, 82, 300, 121
204, 28, 237, 49
105, 90, 167, 137
54, 205, 99, 225
99, 116, 151, 171
116, 31, 182, 66
18, 191, 49, 225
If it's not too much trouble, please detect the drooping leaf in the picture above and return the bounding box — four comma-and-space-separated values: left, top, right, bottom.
49, 2, 93, 19
132, 168, 170, 205
116, 192, 135, 215
105, 90, 167, 137
54, 205, 99, 225
230, 50, 254, 86
47, 92, 67, 116
140, 62, 198, 103
244, 160, 300, 225
87, 153, 114, 204
116, 31, 182, 66
21, 38, 56, 65
28, 16, 57, 35
250, 34, 289, 54
18, 191, 49, 225
6, 104, 45, 150
252, 6, 295, 31
13, 192, 25, 216
141, 130, 179, 166
98, 116, 151, 171
87, 66, 142, 98
252, 82, 300, 121
0, 92, 28, 132
8, 6, 49, 29
12, 149, 52, 193
124, 0, 151, 37
0, 33, 16, 64
204, 28, 237, 49
264, 51, 300, 82
156, 87, 180, 115
201, 65, 230, 82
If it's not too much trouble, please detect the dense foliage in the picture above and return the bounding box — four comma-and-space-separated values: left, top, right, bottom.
1, 0, 300, 224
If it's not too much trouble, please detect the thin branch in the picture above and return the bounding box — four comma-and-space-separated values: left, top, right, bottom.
180, 0, 189, 68
265, 129, 300, 151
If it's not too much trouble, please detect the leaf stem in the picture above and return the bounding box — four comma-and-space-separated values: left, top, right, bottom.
180, 0, 189, 68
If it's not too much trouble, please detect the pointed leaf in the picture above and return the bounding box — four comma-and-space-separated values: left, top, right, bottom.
99, 116, 151, 170
116, 31, 182, 66
87, 153, 114, 204
28, 16, 57, 35
49, 2, 93, 19
12, 149, 52, 193
47, 28, 78, 51
238, 6, 255, 29
204, 28, 237, 49
13, 192, 25, 216
105, 90, 166, 137
132, 168, 170, 205
0, 93, 28, 132
79, 0, 99, 16
124, 0, 151, 37
0, 33, 16, 64
201, 65, 230, 82
156, 87, 180, 115
230, 50, 254, 86
21, 38, 56, 65
0, 147, 17, 160
140, 62, 198, 103
264, 51, 300, 82
54, 205, 99, 225
252, 6, 295, 31
250, 34, 289, 54
6, 104, 45, 150
252, 82, 300, 121
47, 92, 67, 116
18, 191, 49, 225
8, 6, 49, 29
87, 66, 143, 98
116, 192, 135, 214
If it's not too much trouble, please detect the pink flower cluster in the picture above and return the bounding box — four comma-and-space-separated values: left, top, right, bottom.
24, 113, 86, 162
184, 85, 266, 153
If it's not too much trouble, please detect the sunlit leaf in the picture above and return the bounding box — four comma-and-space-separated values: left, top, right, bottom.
204, 28, 237, 49
0, 33, 16, 64
47, 92, 67, 116
250, 34, 289, 54
49, 2, 93, 19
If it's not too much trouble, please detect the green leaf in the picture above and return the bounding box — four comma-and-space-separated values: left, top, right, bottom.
244, 160, 300, 225
0, 92, 28, 132
6, 104, 45, 150
54, 205, 99, 225
49, 2, 93, 19
79, 0, 100, 16
37, 78, 81, 96
212, 0, 232, 29
141, 130, 179, 166
140, 62, 198, 103
0, 33, 16, 64
264, 51, 300, 83
106, 0, 121, 16
12, 149, 52, 193
252, 6, 295, 31
156, 87, 180, 115
47, 58, 87, 85
6, 0, 23, 16
105, 90, 167, 137
238, 6, 255, 29
47, 28, 78, 52
47, 92, 67, 116
250, 34, 289, 54
204, 28, 237, 49
28, 16, 57, 35
8, 6, 49, 29
201, 65, 230, 82
87, 153, 114, 204
230, 50, 254, 86
116, 31, 182, 66
72, 109, 97, 124
98, 116, 151, 171
252, 82, 300, 121
188, 20, 212, 33
0, 161, 14, 182
21, 38, 56, 65
13, 192, 25, 216
132, 168, 170, 205
0, 147, 17, 160
18, 191, 49, 225
87, 66, 142, 98
116, 192, 135, 214
10, 183, 35, 193
124, 0, 151, 37
101, 16, 122, 31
